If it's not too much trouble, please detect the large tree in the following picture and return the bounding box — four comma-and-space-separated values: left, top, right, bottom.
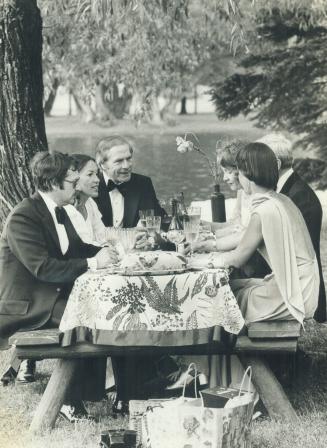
0, 0, 47, 224
39, 0, 234, 124
210, 5, 327, 160
0, 0, 248, 227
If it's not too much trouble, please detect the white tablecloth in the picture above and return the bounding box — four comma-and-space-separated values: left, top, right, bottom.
60, 266, 244, 345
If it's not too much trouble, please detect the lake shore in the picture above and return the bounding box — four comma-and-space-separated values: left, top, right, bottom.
45, 113, 313, 160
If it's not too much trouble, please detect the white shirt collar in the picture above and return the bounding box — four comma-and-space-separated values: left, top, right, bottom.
277, 168, 294, 193
38, 190, 69, 254
103, 172, 123, 186
38, 190, 59, 214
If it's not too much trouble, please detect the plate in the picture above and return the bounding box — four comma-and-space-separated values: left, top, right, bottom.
112, 267, 189, 276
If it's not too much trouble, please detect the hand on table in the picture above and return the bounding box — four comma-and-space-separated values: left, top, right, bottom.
192, 240, 215, 253
178, 242, 191, 256
95, 246, 119, 269
134, 229, 152, 251
134, 229, 165, 251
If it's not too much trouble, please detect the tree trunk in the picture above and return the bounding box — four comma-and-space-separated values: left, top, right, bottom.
0, 0, 47, 227
44, 77, 59, 117
149, 96, 163, 125
95, 81, 114, 123
71, 90, 95, 123
161, 95, 178, 125
108, 84, 132, 119
180, 96, 187, 115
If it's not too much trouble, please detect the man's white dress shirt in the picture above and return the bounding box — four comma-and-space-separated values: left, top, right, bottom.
103, 172, 124, 227
276, 168, 294, 193
38, 191, 97, 270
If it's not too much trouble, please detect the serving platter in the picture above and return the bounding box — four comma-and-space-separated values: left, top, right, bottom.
112, 267, 188, 276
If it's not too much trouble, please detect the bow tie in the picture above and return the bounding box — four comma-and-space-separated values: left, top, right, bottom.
106, 180, 129, 196
55, 206, 67, 225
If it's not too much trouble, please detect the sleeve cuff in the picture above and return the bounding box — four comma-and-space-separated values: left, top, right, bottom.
87, 257, 98, 271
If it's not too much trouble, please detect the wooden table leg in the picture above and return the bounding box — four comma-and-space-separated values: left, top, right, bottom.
29, 359, 78, 433
240, 355, 298, 421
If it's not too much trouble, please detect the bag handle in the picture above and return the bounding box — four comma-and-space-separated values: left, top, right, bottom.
182, 362, 198, 398
238, 365, 252, 397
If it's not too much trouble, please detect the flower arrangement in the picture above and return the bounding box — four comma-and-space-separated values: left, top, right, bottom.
176, 133, 220, 184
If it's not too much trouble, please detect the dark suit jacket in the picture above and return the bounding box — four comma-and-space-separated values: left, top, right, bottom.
0, 193, 100, 348
95, 172, 165, 228
280, 172, 326, 322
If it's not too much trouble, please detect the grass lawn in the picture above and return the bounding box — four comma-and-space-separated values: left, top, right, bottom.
1, 221, 326, 448
1, 114, 326, 447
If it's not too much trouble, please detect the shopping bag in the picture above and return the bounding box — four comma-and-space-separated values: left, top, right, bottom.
130, 363, 199, 446
142, 364, 254, 448
225, 366, 254, 409
129, 399, 174, 446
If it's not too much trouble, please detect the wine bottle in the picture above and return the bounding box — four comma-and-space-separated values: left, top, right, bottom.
167, 198, 184, 249
211, 184, 226, 222
168, 199, 183, 231
177, 192, 188, 220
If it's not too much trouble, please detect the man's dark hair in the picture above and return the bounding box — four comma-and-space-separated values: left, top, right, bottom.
30, 151, 73, 192
236, 142, 279, 190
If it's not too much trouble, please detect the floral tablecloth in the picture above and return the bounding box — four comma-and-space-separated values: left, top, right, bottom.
59, 266, 244, 347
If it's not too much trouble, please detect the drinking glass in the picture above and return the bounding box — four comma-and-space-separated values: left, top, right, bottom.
139, 209, 154, 228
145, 215, 161, 236
186, 206, 201, 227
117, 228, 137, 254
183, 215, 200, 255
167, 229, 185, 251
105, 227, 119, 244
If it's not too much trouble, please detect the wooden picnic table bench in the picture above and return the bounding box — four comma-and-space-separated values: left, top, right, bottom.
9, 320, 304, 433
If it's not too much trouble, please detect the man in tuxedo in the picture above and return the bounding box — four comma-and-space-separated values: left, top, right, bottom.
257, 133, 326, 322
0, 151, 118, 420
94, 136, 175, 411
94, 135, 165, 228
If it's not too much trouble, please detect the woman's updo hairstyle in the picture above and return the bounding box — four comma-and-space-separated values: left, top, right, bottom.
218, 139, 248, 170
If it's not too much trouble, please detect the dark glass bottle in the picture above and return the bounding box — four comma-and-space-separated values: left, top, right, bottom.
177, 192, 188, 221
211, 184, 226, 222
168, 198, 183, 231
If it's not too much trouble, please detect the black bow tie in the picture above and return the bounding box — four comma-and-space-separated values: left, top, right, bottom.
106, 179, 129, 196
55, 206, 67, 225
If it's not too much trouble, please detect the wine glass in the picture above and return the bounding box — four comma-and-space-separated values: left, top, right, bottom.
186, 206, 201, 226
183, 216, 200, 256
166, 229, 185, 252
145, 216, 161, 249
138, 209, 154, 228
117, 228, 137, 255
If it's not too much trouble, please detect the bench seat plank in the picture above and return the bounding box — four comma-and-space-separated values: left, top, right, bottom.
248, 321, 301, 339
235, 336, 298, 353
9, 329, 60, 346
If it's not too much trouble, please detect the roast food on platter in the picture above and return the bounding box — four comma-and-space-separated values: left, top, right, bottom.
119, 251, 187, 274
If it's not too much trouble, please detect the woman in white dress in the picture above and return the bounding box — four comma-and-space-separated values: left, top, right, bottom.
64, 154, 108, 245
197, 142, 319, 324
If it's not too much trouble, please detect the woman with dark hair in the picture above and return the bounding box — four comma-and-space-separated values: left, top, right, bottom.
64, 154, 108, 245
198, 142, 319, 324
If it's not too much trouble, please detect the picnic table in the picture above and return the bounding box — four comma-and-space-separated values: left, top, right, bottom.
9, 260, 302, 432
59, 265, 244, 346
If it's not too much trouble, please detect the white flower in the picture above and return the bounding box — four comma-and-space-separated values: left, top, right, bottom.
177, 142, 189, 153
176, 136, 194, 153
